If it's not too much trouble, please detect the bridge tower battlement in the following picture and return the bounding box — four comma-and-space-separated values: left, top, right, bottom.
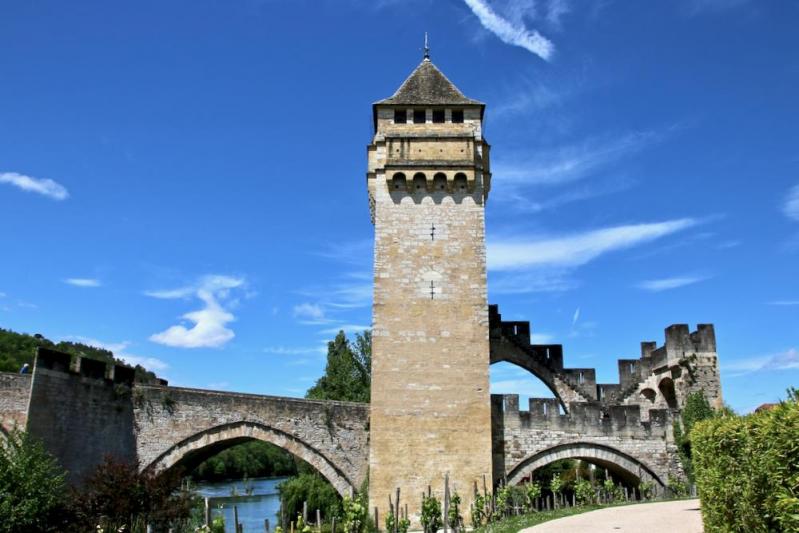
489, 304, 722, 415
367, 54, 493, 524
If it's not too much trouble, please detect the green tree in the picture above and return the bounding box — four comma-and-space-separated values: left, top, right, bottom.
0, 430, 67, 533
673, 391, 714, 482
306, 330, 371, 403
278, 472, 343, 525
191, 440, 297, 482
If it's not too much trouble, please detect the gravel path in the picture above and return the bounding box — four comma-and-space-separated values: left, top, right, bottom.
520, 499, 703, 533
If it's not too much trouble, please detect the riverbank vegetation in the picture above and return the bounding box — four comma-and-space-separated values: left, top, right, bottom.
0, 429, 200, 532
693, 387, 799, 532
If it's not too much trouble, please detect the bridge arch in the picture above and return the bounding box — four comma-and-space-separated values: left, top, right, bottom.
506, 442, 666, 489
489, 351, 571, 412
143, 421, 357, 496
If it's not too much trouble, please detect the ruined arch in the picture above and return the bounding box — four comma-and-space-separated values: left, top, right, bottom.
489, 359, 568, 412
142, 421, 357, 496
640, 388, 656, 403
506, 442, 666, 489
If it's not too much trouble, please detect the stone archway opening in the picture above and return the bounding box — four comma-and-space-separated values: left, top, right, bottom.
506, 442, 666, 493
489, 362, 566, 414
143, 421, 357, 497
489, 360, 569, 413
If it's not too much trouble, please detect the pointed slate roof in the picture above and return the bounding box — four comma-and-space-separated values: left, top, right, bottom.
375, 59, 484, 107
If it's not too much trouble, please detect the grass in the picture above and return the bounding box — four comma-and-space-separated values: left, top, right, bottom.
471, 504, 606, 533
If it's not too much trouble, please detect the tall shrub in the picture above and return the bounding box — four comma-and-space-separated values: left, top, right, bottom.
0, 430, 66, 532
693, 388, 799, 532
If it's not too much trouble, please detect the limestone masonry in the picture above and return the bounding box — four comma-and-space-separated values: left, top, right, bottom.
0, 52, 722, 530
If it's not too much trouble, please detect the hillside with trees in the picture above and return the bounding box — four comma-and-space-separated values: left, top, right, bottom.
0, 327, 160, 384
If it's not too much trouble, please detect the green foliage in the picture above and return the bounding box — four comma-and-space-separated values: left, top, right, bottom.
385, 504, 410, 533
192, 440, 297, 482
0, 327, 160, 383
524, 481, 542, 511
341, 492, 369, 533
278, 473, 342, 525
549, 473, 563, 497
0, 430, 67, 532
638, 481, 655, 500
470, 492, 489, 528
674, 391, 715, 482
67, 456, 197, 532
573, 478, 594, 506
667, 475, 688, 498
210, 514, 226, 533
420, 493, 442, 533
447, 491, 463, 531
306, 330, 371, 403
693, 387, 799, 532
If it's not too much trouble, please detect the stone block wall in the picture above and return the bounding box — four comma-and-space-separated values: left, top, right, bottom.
0, 372, 31, 434
26, 348, 137, 484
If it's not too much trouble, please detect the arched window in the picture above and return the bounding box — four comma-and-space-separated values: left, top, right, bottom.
453, 172, 467, 192
433, 172, 447, 191
391, 172, 407, 191
412, 172, 427, 192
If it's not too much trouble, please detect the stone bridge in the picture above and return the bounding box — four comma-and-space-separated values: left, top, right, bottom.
488, 304, 722, 490
0, 305, 721, 496
2, 348, 369, 495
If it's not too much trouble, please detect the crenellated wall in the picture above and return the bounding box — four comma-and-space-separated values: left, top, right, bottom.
25, 348, 137, 484
492, 394, 682, 488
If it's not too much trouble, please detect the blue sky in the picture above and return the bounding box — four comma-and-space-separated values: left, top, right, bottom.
1, 0, 797, 413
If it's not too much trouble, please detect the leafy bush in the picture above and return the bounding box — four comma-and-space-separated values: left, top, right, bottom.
524, 481, 542, 510
67, 456, 197, 532
420, 493, 442, 533
0, 430, 66, 532
278, 473, 342, 525
447, 491, 463, 531
573, 479, 594, 506
341, 492, 369, 533
673, 391, 714, 482
693, 388, 799, 532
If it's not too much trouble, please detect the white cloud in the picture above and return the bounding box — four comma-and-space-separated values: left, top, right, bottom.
0, 172, 69, 200
462, 0, 554, 60
768, 300, 799, 306
571, 307, 580, 327
636, 275, 709, 292
65, 336, 169, 372
488, 218, 698, 271
293, 303, 326, 322
725, 349, 799, 376
687, 0, 750, 15
784, 184, 799, 221
489, 270, 579, 294
207, 381, 230, 390
148, 275, 245, 349
494, 131, 659, 188
0, 292, 5, 298
64, 278, 101, 288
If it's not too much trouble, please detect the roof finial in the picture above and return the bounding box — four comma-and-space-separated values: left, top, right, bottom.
423, 32, 430, 61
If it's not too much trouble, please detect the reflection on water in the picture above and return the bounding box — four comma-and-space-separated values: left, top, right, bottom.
195, 476, 288, 533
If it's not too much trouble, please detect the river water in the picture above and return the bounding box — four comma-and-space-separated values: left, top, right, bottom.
194, 476, 287, 533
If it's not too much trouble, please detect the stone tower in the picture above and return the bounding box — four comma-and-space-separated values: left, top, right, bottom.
367, 53, 492, 523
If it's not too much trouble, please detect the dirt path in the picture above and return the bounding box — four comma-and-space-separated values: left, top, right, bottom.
520, 499, 703, 533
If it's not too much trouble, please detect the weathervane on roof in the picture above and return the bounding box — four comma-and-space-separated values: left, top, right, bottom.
423, 32, 430, 61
